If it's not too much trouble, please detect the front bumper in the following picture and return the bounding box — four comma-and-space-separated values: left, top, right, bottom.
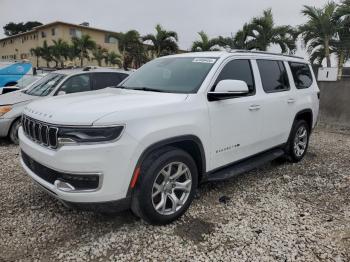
0, 117, 13, 137
19, 127, 140, 204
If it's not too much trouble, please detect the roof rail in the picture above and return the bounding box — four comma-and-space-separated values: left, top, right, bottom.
227, 49, 304, 60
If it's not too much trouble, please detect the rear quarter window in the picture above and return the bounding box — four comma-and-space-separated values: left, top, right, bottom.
288, 62, 313, 89
92, 73, 126, 90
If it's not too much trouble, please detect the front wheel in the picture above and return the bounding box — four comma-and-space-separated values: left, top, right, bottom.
9, 119, 21, 145
286, 120, 310, 162
131, 147, 198, 225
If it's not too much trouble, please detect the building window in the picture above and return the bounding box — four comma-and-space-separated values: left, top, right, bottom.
41, 31, 46, 38
52, 28, 56, 36
105, 34, 118, 44
69, 28, 82, 38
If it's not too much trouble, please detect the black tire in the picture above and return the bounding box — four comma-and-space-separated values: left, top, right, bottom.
285, 120, 310, 163
131, 147, 198, 225
9, 119, 21, 145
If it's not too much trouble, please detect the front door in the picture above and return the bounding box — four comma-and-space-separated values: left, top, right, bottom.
207, 59, 264, 170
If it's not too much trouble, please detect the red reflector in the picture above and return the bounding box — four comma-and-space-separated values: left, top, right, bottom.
130, 167, 141, 188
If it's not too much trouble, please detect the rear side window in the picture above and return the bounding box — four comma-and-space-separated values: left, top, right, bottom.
289, 62, 313, 89
257, 60, 290, 93
92, 73, 127, 90
214, 59, 255, 94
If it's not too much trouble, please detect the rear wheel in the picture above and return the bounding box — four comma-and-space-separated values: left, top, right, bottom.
286, 120, 310, 162
9, 119, 21, 145
131, 147, 198, 225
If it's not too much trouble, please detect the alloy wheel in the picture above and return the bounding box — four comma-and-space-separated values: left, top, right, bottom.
293, 125, 308, 157
152, 162, 192, 216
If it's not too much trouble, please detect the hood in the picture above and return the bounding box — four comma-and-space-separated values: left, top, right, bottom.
0, 90, 36, 105
24, 88, 188, 125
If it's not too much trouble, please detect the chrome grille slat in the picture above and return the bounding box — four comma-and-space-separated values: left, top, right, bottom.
22, 115, 59, 149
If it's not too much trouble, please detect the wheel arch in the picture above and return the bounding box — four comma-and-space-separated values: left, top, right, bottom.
128, 135, 206, 194
294, 109, 313, 132
7, 116, 21, 137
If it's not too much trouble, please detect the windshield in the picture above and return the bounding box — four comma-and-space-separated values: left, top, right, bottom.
16, 76, 40, 89
120, 57, 218, 93
24, 73, 66, 96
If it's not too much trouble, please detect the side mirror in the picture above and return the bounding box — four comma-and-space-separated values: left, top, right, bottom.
57, 91, 66, 96
208, 80, 249, 101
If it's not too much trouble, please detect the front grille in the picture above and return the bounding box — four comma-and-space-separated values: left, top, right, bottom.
22, 115, 58, 149
22, 151, 100, 190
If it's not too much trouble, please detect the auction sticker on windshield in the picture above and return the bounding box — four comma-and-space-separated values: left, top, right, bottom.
192, 58, 217, 64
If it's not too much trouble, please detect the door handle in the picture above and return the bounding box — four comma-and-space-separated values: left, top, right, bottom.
287, 98, 296, 104
249, 105, 261, 111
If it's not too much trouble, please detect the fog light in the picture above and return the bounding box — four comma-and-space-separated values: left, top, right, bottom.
54, 180, 76, 192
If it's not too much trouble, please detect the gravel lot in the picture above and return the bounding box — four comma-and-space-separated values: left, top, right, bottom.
0, 124, 349, 262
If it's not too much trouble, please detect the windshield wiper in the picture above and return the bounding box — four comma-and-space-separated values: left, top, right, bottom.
122, 86, 167, 93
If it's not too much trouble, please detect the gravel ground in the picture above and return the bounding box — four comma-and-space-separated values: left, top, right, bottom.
0, 124, 349, 262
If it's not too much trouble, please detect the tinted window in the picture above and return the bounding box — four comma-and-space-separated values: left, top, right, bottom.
60, 74, 91, 94
214, 59, 255, 94
257, 60, 290, 93
289, 62, 313, 89
92, 73, 127, 90
121, 57, 217, 93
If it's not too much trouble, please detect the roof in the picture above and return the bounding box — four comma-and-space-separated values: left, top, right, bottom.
0, 21, 121, 42
53, 67, 130, 76
166, 50, 307, 62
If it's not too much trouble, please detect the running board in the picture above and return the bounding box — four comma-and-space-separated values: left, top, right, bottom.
204, 148, 285, 182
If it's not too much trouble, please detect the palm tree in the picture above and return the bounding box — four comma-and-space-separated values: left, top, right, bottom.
104, 51, 122, 67
115, 30, 147, 69
71, 34, 96, 67
66, 42, 80, 66
51, 39, 70, 68
299, 2, 339, 67
143, 24, 179, 57
191, 31, 221, 51
233, 23, 256, 50
40, 40, 53, 67
30, 47, 42, 67
247, 9, 296, 53
334, 0, 350, 78
92, 45, 108, 66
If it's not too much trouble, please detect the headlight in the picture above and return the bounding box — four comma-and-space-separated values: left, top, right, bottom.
0, 105, 12, 117
58, 125, 125, 144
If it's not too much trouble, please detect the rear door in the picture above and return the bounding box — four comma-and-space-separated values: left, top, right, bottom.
92, 73, 128, 90
256, 59, 295, 148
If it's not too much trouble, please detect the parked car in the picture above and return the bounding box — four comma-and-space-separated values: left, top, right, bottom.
0, 60, 33, 88
0, 74, 46, 95
0, 68, 130, 144
19, 51, 319, 225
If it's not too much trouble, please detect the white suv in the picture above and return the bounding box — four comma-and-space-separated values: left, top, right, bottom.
19, 51, 320, 224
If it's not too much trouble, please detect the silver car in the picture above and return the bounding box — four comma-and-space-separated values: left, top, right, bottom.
0, 68, 130, 144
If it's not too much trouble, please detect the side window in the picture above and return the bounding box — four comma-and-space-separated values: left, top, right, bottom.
59, 74, 91, 94
214, 59, 255, 94
289, 62, 313, 89
92, 73, 125, 90
257, 60, 290, 93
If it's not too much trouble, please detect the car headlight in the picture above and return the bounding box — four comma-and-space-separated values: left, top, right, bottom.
58, 125, 125, 144
0, 105, 12, 117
